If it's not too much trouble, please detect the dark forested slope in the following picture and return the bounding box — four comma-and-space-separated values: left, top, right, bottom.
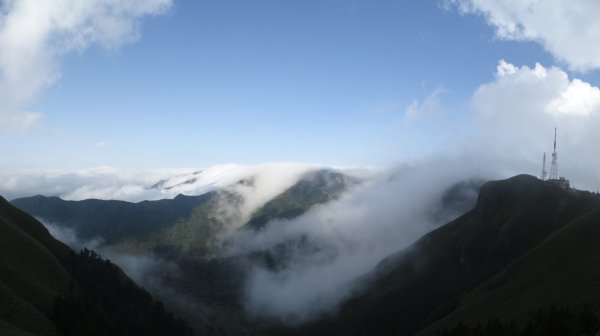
305, 175, 600, 336
0, 196, 193, 336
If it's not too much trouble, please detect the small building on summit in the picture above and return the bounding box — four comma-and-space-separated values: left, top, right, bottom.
547, 176, 570, 190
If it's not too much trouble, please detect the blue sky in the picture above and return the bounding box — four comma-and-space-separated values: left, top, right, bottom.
2, 0, 600, 169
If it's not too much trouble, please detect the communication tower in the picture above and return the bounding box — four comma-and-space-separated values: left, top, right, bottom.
540, 152, 547, 181
549, 127, 558, 180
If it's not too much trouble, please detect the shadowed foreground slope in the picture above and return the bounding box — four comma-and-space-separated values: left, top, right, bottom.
0, 196, 193, 336
304, 175, 600, 336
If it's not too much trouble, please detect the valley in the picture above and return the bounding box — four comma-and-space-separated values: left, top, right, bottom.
9, 169, 599, 335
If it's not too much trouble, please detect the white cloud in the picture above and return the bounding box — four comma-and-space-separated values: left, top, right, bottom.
229, 159, 488, 323
216, 163, 317, 228
0, 163, 328, 203
470, 60, 600, 188
0, 0, 172, 130
405, 87, 447, 120
446, 0, 600, 71
0, 166, 179, 201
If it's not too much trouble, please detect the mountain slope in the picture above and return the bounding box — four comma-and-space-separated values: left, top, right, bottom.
245, 170, 359, 230
419, 199, 600, 334
0, 196, 193, 336
0, 197, 70, 336
305, 175, 600, 336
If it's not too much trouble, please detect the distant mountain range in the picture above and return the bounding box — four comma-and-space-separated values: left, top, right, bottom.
7, 173, 600, 335
12, 169, 358, 256
11, 169, 360, 334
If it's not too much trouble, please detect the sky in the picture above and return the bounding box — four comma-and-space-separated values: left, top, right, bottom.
2, 0, 600, 180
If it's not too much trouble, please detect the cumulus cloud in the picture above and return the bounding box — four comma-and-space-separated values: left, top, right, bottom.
0, 0, 172, 130
445, 0, 600, 71
469, 60, 600, 188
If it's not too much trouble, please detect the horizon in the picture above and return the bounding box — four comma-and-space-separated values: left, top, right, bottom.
2, 0, 600, 193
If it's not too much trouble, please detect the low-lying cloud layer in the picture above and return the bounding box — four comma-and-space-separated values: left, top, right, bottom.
0, 163, 320, 203
226, 159, 489, 323
36, 158, 489, 325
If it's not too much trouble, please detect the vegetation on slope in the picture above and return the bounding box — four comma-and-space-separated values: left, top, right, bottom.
13, 172, 600, 336
11, 169, 358, 259
421, 198, 600, 334
432, 306, 599, 336
304, 175, 600, 336
10, 193, 216, 244
0, 196, 193, 336
245, 170, 359, 230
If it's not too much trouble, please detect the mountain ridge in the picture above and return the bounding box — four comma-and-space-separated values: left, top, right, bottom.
300, 174, 600, 336
8, 173, 600, 335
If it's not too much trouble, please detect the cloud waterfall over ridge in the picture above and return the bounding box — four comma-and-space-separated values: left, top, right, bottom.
0, 163, 320, 203
226, 158, 489, 323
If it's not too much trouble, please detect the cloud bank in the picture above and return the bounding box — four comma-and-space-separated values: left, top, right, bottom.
446, 0, 600, 71
0, 163, 323, 203
227, 159, 488, 323
470, 60, 600, 189
0, 0, 172, 129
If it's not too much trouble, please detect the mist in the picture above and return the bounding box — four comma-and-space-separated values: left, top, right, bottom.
30, 159, 491, 325
222, 157, 494, 323
0, 163, 318, 203
40, 218, 190, 310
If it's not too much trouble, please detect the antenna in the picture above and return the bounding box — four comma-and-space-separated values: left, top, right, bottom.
549, 127, 558, 180
541, 152, 547, 180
